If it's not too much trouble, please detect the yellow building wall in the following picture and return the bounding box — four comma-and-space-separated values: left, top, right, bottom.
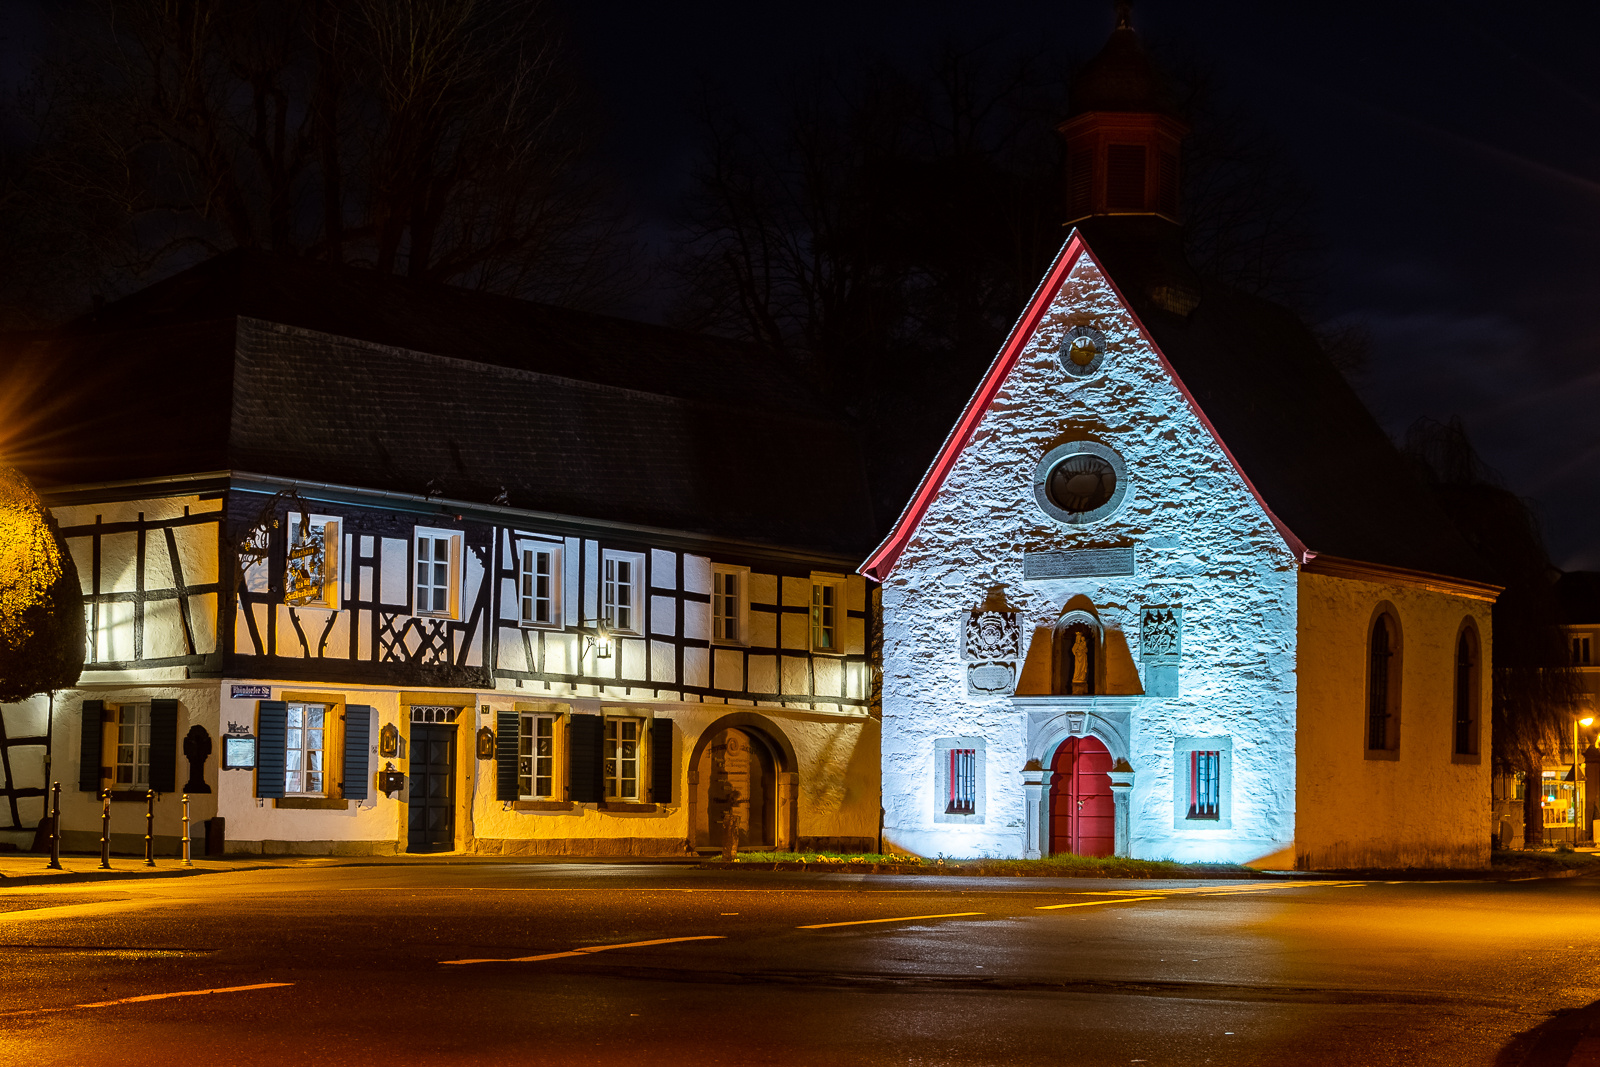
1296, 571, 1492, 869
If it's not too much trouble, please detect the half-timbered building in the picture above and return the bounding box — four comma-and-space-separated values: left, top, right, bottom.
1, 252, 880, 857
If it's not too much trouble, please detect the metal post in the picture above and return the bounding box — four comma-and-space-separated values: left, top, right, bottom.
99, 791, 111, 869
144, 790, 155, 867
46, 782, 62, 870
181, 794, 191, 866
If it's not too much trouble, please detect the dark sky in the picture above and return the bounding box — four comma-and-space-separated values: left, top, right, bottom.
561, 0, 1600, 570
4, 2, 1595, 568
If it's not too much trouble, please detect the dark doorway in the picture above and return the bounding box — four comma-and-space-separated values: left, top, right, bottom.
407, 723, 456, 853
1055, 623, 1097, 695
695, 728, 776, 850
1049, 734, 1114, 857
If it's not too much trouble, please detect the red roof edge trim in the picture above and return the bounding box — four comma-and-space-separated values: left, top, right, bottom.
859, 234, 1090, 583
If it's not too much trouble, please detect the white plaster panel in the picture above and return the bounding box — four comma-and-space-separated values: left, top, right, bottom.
99, 533, 138, 593
379, 538, 408, 606
583, 540, 600, 622
750, 610, 777, 649
684, 600, 710, 642
781, 656, 810, 695
651, 549, 677, 590
781, 576, 810, 607
191, 593, 218, 653
713, 649, 744, 693
747, 655, 778, 693
779, 613, 807, 651
651, 640, 676, 683
683, 647, 709, 688
683, 554, 711, 595
749, 572, 778, 605
650, 595, 676, 637
813, 657, 843, 698
144, 535, 175, 591
143, 597, 189, 660
564, 538, 582, 626
99, 601, 136, 662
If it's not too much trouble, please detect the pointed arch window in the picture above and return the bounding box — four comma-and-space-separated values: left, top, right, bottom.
1366, 611, 1401, 757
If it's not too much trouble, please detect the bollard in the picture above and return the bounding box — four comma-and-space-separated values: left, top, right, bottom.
46, 782, 62, 870
181, 794, 191, 866
144, 790, 155, 867
99, 791, 111, 869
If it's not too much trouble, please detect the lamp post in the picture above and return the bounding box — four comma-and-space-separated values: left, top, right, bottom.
1578, 716, 1595, 846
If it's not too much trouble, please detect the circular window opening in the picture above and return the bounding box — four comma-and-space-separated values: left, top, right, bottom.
1047, 454, 1116, 514
1059, 326, 1107, 379
1032, 441, 1128, 525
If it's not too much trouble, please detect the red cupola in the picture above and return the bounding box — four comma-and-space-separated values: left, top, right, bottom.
1059, 3, 1188, 225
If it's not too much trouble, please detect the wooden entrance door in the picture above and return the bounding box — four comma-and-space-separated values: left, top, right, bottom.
695, 728, 775, 849
407, 723, 456, 853
1049, 735, 1114, 857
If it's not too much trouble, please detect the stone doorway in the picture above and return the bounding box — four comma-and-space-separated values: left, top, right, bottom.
694, 728, 777, 850
1049, 734, 1114, 856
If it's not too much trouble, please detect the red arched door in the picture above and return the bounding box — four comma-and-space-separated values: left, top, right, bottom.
1049, 735, 1115, 857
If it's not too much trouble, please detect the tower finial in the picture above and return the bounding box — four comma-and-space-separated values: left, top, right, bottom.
1115, 1, 1132, 29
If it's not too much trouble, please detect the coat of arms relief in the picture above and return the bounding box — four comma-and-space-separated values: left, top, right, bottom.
961, 587, 1021, 697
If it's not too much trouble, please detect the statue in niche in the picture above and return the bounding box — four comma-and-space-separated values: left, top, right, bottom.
182, 726, 213, 793
1071, 632, 1089, 695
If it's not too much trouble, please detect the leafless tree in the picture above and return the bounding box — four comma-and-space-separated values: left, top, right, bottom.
6, 0, 633, 324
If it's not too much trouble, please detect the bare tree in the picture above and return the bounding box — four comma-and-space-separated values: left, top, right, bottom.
9, 0, 632, 320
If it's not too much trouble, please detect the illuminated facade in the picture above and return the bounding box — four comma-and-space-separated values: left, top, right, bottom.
864, 14, 1498, 869
0, 255, 879, 857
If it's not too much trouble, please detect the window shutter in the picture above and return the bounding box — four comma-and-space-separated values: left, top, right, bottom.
342, 705, 372, 800
650, 718, 674, 804
567, 713, 604, 803
496, 711, 520, 802
256, 700, 288, 799
148, 699, 179, 793
78, 700, 105, 792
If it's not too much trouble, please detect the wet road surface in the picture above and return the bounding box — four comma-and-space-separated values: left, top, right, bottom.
0, 863, 1595, 1065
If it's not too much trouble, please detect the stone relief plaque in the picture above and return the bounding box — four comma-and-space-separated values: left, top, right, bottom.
1141, 606, 1182, 697
962, 598, 1020, 698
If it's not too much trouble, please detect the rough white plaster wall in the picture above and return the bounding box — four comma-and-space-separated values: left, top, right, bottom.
881, 252, 1299, 862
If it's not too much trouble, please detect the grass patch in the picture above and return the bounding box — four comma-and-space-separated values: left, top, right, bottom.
703, 851, 1255, 878
1490, 849, 1600, 872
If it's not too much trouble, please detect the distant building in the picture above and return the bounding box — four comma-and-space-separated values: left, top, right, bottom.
1548, 571, 1600, 844
864, 12, 1499, 869
0, 253, 881, 857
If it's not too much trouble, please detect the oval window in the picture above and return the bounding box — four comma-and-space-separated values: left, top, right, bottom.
1047, 454, 1117, 514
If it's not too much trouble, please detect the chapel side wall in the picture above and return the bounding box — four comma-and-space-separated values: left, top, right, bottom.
1296, 572, 1492, 869
879, 250, 1300, 864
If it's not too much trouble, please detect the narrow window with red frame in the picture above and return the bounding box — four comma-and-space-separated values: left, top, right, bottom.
1187, 751, 1219, 820
946, 749, 976, 814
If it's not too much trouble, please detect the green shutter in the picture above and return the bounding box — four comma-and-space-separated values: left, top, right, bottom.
148, 699, 178, 793
496, 711, 520, 802
256, 700, 287, 799
342, 705, 372, 800
567, 713, 603, 803
78, 700, 105, 792
650, 718, 673, 803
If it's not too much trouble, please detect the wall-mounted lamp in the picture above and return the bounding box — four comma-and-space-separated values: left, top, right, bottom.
581, 620, 614, 660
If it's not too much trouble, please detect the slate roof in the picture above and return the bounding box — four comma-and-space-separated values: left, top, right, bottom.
8, 251, 878, 557
1067, 20, 1182, 118
1556, 572, 1600, 624
1078, 218, 1493, 584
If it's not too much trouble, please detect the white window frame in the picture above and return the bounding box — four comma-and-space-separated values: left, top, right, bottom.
809, 573, 847, 654
1574, 634, 1592, 667
933, 736, 985, 824
518, 712, 562, 799
711, 564, 749, 645
602, 550, 645, 635
1173, 736, 1233, 830
285, 702, 330, 797
516, 539, 563, 629
414, 527, 464, 620
603, 715, 644, 800
111, 703, 152, 790
286, 515, 341, 609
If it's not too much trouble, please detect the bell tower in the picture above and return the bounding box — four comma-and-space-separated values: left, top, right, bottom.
1058, 3, 1188, 225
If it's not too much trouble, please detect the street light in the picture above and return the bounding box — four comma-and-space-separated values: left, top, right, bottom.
1577, 715, 1595, 845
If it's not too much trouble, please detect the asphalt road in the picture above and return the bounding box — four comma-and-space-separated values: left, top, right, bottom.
0, 863, 1596, 1066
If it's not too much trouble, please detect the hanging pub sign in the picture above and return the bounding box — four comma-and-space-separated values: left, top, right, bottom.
223, 722, 256, 770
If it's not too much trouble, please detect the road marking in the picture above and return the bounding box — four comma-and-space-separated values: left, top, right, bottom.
0, 982, 293, 1017
797, 911, 986, 929
1035, 897, 1163, 910
440, 935, 725, 965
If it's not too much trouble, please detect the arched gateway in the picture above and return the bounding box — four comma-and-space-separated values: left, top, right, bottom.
1049, 735, 1114, 856
688, 713, 795, 851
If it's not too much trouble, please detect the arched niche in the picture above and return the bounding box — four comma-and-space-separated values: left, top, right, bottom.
687, 712, 797, 852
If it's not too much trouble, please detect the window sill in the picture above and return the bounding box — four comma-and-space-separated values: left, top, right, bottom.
512, 800, 573, 812
106, 790, 155, 802
1451, 751, 1482, 765
599, 801, 657, 813
1363, 748, 1400, 762
275, 797, 350, 810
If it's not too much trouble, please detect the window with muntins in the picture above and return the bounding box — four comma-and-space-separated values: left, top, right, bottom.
604, 718, 641, 800
811, 581, 840, 652
712, 567, 744, 643
285, 703, 327, 795
114, 704, 151, 789
1573, 635, 1591, 667
518, 544, 560, 627
603, 553, 641, 634
946, 749, 976, 814
1187, 751, 1220, 820
519, 713, 557, 799
416, 534, 453, 615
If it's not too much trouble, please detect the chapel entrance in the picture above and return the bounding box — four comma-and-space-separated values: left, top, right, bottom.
694, 728, 777, 850
1049, 735, 1114, 857
407, 722, 457, 853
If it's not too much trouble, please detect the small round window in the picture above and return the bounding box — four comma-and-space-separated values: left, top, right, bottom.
1059, 326, 1106, 379
1033, 441, 1128, 525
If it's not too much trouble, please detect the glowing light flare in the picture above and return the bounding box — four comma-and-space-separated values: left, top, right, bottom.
0, 466, 65, 650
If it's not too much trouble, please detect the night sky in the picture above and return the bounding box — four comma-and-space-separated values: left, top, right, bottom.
5, 2, 1597, 568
